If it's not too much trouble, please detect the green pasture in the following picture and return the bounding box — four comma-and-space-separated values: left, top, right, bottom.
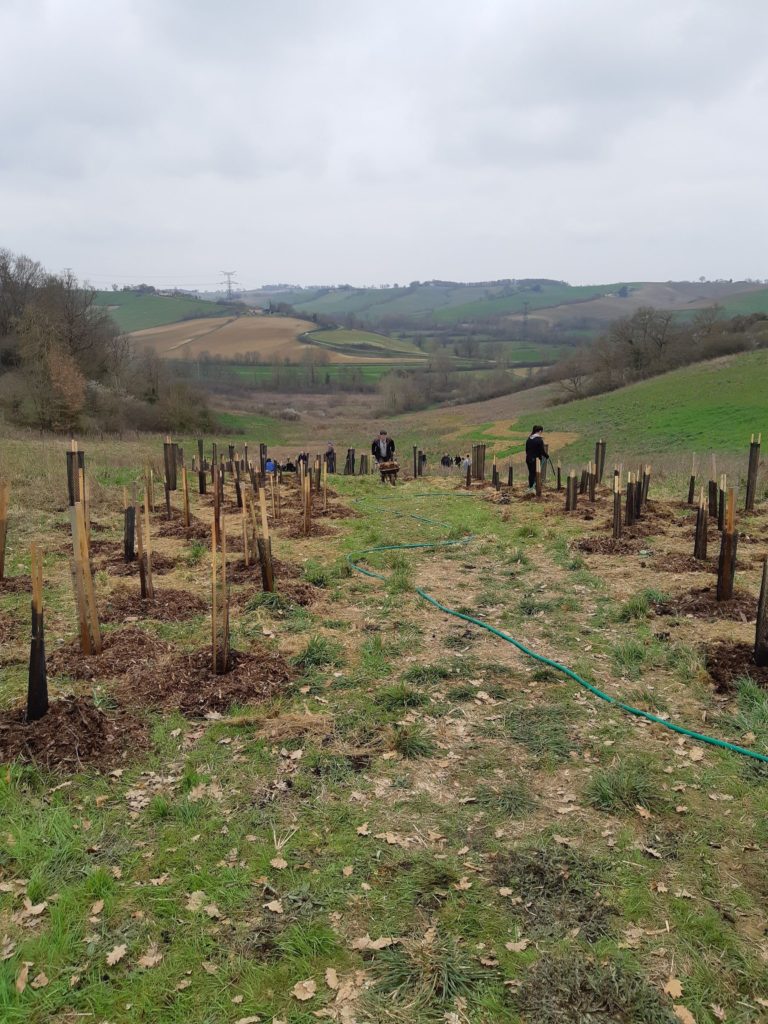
508, 349, 768, 461
93, 291, 232, 332
304, 327, 424, 356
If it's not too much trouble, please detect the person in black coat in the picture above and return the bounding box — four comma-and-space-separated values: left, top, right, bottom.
372, 430, 396, 463
525, 425, 547, 492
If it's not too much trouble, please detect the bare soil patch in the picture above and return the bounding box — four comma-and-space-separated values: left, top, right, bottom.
0, 575, 30, 595
279, 520, 336, 539
653, 586, 756, 621
0, 697, 148, 771
97, 549, 177, 577
100, 585, 207, 623
120, 646, 293, 715
647, 553, 716, 574
705, 641, 768, 692
48, 627, 172, 680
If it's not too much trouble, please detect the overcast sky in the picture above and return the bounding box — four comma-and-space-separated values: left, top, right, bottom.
1, 0, 767, 289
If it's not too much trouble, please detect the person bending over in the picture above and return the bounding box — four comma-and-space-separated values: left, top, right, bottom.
525, 425, 547, 493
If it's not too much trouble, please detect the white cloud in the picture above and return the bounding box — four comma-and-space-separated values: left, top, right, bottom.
1, 0, 766, 285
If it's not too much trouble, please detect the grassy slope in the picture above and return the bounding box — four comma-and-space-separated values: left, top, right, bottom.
1, 449, 767, 1023
305, 327, 424, 356
94, 291, 230, 332
519, 350, 768, 462
421, 351, 768, 462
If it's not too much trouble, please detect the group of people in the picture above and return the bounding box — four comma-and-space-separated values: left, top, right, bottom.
262, 424, 550, 492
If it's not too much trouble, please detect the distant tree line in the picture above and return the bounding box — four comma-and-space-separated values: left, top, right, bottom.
0, 248, 213, 433
548, 306, 768, 402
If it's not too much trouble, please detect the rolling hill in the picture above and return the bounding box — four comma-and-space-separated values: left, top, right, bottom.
93, 290, 239, 332
129, 316, 426, 364
238, 279, 768, 331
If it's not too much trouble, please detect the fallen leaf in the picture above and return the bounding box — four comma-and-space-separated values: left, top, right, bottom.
16, 962, 33, 993
270, 857, 288, 870
479, 956, 499, 966
90, 899, 104, 916
232, 995, 244, 1004
709, 1005, 726, 1021
264, 900, 284, 914
349, 934, 399, 951
106, 944, 127, 966
30, 972, 49, 989
176, 978, 192, 991
505, 939, 530, 953
138, 945, 164, 969
185, 891, 206, 912
292, 978, 317, 1001
356, 823, 370, 836
204, 904, 222, 920
634, 804, 652, 820
325, 967, 339, 990
453, 876, 472, 891
688, 748, 704, 763
342, 866, 353, 877
234, 1017, 261, 1024
673, 1006, 696, 1024
664, 977, 683, 998
201, 961, 218, 974
498, 887, 513, 897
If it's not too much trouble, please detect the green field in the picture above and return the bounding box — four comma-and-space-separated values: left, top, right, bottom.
507, 350, 768, 461
303, 327, 424, 357
93, 291, 234, 332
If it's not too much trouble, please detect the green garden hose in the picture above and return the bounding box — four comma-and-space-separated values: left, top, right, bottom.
348, 491, 768, 765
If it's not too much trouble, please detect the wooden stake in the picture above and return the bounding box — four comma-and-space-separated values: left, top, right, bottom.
755, 557, 768, 667
143, 486, 155, 599
687, 453, 696, 505
745, 433, 761, 513
182, 466, 191, 534
322, 460, 328, 512
123, 486, 136, 563
693, 488, 708, 560
26, 543, 48, 721
535, 458, 542, 498
0, 480, 8, 580
211, 521, 218, 674
612, 472, 622, 539
716, 488, 738, 601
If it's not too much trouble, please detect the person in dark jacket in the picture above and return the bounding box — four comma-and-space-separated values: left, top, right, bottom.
372, 430, 396, 463
525, 425, 547, 492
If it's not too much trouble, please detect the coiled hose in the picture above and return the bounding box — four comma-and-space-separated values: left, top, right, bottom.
347, 491, 768, 765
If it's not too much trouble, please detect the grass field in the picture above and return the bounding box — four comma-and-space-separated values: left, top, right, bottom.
418, 350, 768, 464
1, 437, 767, 1023
93, 291, 232, 332
304, 327, 424, 357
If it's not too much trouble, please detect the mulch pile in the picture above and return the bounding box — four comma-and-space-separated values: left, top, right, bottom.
705, 641, 768, 692
98, 550, 177, 577
0, 575, 30, 595
120, 646, 292, 715
647, 553, 716, 574
0, 697, 149, 771
279, 520, 336, 539
574, 536, 642, 555
653, 586, 756, 621
274, 580, 319, 606
48, 627, 172, 680
100, 586, 208, 623
318, 504, 360, 520
154, 514, 211, 541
